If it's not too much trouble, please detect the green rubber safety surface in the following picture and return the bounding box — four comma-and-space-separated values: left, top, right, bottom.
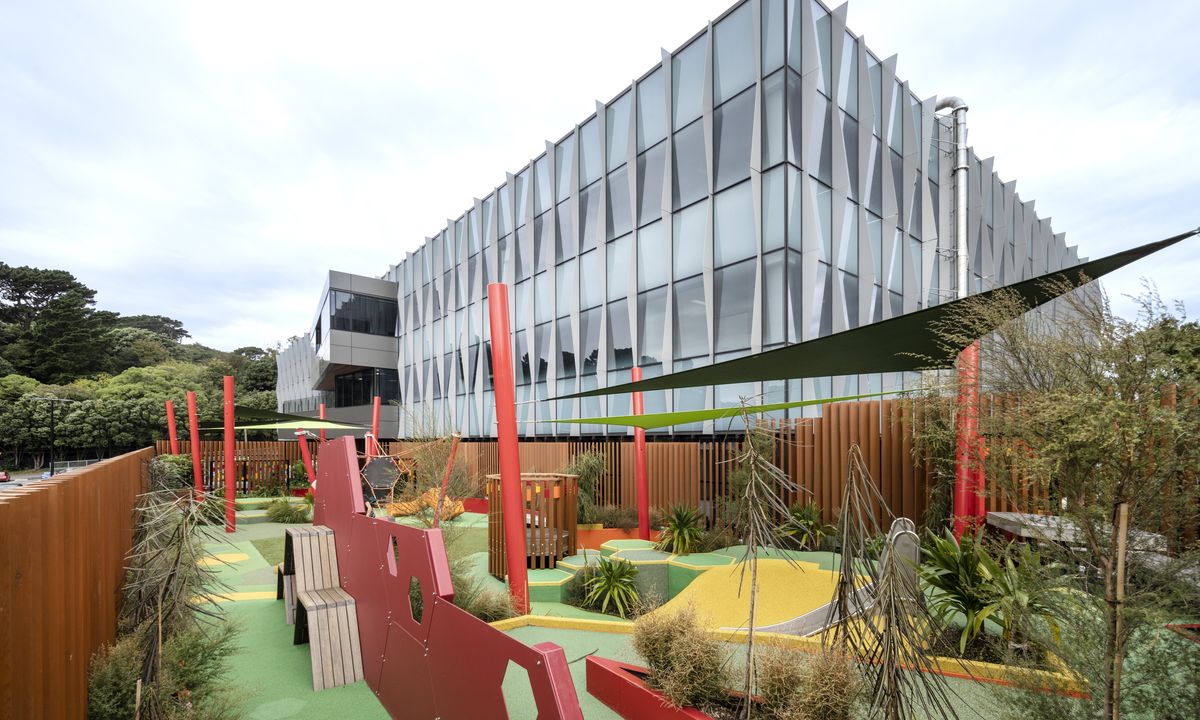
611, 548, 673, 563
600, 539, 656, 552
221, 599, 388, 720
712, 546, 843, 571
667, 552, 738, 567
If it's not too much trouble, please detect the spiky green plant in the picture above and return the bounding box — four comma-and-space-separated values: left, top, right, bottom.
584, 557, 640, 618
656, 505, 704, 555
779, 500, 830, 550
920, 529, 1001, 655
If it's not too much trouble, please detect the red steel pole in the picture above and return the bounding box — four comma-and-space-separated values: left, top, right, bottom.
295, 430, 316, 486
488, 282, 529, 614
953, 341, 980, 538
319, 402, 327, 443
632, 367, 650, 541
434, 433, 462, 528
223, 375, 236, 533
165, 400, 179, 454
186, 391, 203, 499
370, 395, 382, 458
970, 342, 986, 528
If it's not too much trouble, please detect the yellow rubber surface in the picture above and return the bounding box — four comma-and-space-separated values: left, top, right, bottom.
197, 552, 250, 567
651, 559, 839, 629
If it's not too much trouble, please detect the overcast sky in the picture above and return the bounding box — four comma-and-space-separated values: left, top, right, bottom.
1, 0, 1197, 351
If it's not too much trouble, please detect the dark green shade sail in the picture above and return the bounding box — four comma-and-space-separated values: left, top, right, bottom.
553, 228, 1198, 401
552, 389, 917, 430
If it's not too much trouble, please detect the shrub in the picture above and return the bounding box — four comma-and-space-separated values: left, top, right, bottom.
632, 607, 727, 708
149, 454, 193, 491
656, 505, 704, 555
562, 564, 596, 609
448, 558, 516, 622
89, 621, 240, 720
790, 650, 862, 720
594, 504, 638, 530
265, 498, 311, 524
757, 647, 863, 720
920, 529, 999, 655
289, 459, 309, 485
756, 645, 808, 718
584, 557, 640, 618
697, 527, 738, 553
251, 475, 286, 497
778, 501, 829, 551
566, 451, 608, 523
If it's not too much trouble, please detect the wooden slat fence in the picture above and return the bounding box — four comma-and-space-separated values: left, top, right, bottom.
0, 447, 152, 720
393, 397, 1059, 527
154, 440, 308, 493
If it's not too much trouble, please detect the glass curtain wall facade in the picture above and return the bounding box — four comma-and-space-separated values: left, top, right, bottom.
366, 0, 1077, 438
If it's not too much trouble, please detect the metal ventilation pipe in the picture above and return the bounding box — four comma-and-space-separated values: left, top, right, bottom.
936, 96, 970, 298
936, 96, 978, 538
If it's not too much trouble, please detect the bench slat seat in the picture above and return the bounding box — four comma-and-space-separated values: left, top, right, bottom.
279, 525, 363, 691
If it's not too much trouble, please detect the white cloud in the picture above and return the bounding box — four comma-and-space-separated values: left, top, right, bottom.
1, 0, 1197, 352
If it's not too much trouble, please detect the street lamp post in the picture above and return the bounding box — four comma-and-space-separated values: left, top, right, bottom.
30, 397, 73, 476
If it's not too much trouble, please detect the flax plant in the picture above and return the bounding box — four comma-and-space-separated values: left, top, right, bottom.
825, 445, 962, 720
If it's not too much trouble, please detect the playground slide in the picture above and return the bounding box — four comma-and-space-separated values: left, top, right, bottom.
749, 584, 874, 636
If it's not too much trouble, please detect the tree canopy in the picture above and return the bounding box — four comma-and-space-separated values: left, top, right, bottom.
0, 262, 281, 468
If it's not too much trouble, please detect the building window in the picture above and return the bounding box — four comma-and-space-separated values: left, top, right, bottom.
334, 368, 399, 408
330, 291, 398, 336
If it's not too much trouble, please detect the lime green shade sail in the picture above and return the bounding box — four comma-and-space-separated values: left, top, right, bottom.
200, 420, 363, 431
551, 228, 1198, 401
552, 389, 915, 430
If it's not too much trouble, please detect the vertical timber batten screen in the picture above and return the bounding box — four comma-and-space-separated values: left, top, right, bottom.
0, 447, 152, 720
394, 397, 1056, 528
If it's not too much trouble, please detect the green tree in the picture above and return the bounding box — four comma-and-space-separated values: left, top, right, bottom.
231, 346, 278, 392
112, 313, 190, 342
19, 288, 114, 383
0, 374, 39, 404
929, 282, 1200, 720
0, 262, 94, 332
105, 326, 175, 373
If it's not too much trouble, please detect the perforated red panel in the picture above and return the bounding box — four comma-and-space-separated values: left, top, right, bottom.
314, 436, 583, 720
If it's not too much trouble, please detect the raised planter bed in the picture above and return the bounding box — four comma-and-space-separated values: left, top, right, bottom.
586, 656, 712, 720
577, 525, 661, 550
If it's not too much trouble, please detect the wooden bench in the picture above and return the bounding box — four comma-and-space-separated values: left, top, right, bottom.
280, 526, 364, 691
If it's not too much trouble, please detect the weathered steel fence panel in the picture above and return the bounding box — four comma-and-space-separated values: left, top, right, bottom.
0, 447, 152, 720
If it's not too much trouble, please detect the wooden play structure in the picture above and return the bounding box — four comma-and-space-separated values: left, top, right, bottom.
487, 472, 579, 578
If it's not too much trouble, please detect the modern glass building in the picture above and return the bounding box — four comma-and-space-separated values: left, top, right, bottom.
278, 0, 1080, 439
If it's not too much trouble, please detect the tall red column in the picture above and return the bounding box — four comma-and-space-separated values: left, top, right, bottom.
223, 375, 236, 533
318, 402, 327, 443
953, 341, 981, 538
165, 400, 179, 454
488, 282, 529, 614
970, 343, 986, 528
295, 430, 316, 486
370, 395, 382, 458
186, 391, 203, 499
632, 367, 650, 541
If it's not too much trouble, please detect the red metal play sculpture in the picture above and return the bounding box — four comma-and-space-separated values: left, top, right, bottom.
312, 436, 583, 719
